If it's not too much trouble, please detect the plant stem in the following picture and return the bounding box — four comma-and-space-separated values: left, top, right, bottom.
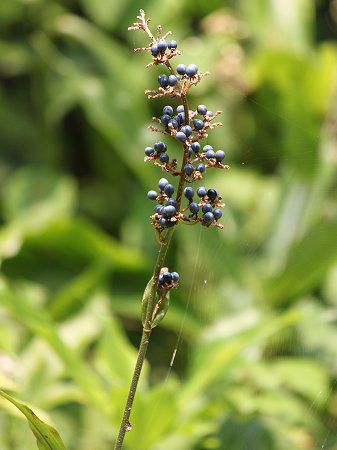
114, 79, 190, 450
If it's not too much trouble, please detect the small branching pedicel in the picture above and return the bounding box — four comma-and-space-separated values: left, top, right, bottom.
114, 10, 229, 449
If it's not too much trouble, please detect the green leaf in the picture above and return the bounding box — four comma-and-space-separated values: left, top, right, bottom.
265, 220, 337, 305
0, 390, 66, 450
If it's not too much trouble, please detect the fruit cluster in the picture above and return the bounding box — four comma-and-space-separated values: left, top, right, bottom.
130, 9, 228, 237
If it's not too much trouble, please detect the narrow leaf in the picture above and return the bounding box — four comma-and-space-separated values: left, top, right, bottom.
0, 390, 66, 450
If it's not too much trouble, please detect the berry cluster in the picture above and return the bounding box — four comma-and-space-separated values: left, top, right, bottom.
158, 269, 179, 288
130, 9, 228, 237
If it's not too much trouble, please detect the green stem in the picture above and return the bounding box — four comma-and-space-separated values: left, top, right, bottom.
114, 64, 190, 450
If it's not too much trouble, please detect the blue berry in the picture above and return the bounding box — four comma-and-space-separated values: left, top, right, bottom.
203, 145, 213, 153
147, 190, 158, 200
193, 119, 204, 130
184, 125, 192, 136
162, 272, 172, 282
161, 114, 171, 126
184, 164, 194, 176
163, 205, 176, 217
155, 205, 164, 214
191, 142, 200, 153
215, 150, 225, 162
164, 183, 175, 197
197, 186, 207, 197
197, 105, 207, 115
159, 217, 167, 227
177, 64, 186, 75
145, 146, 154, 156
206, 149, 216, 159
157, 40, 167, 53
188, 148, 193, 157
167, 40, 177, 49
213, 208, 222, 220
160, 153, 169, 163
163, 105, 173, 116
158, 178, 169, 191
158, 274, 164, 284
202, 204, 212, 214
177, 105, 184, 113
189, 202, 199, 214
207, 189, 218, 201
171, 271, 179, 282
168, 75, 178, 86
184, 186, 194, 199
151, 44, 159, 56
197, 163, 206, 173
203, 212, 214, 222
177, 112, 185, 124
176, 131, 187, 141
154, 141, 167, 153
158, 74, 169, 88
166, 198, 177, 207
168, 118, 179, 129
206, 111, 213, 117
186, 64, 198, 77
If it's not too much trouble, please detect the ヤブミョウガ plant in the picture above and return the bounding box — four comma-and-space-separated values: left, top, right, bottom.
114, 9, 229, 449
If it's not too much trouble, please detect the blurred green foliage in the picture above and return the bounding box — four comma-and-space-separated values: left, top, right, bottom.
1, 0, 337, 449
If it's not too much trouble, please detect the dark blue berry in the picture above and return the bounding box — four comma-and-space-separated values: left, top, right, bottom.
188, 148, 193, 157
189, 202, 199, 214
203, 212, 214, 222
168, 75, 178, 86
157, 40, 167, 53
161, 114, 171, 126
167, 40, 177, 49
166, 198, 177, 207
177, 64, 186, 75
159, 218, 167, 227
147, 190, 158, 200
160, 153, 169, 163
202, 204, 212, 214
158, 74, 169, 88
203, 145, 213, 153
197, 186, 207, 197
155, 205, 164, 214
177, 112, 185, 124
184, 164, 194, 176
206, 149, 216, 159
168, 119, 179, 129
158, 178, 168, 191
213, 208, 222, 220
184, 125, 192, 136
193, 119, 204, 130
197, 163, 206, 173
162, 272, 172, 282
191, 142, 200, 153
176, 131, 187, 141
151, 44, 159, 56
215, 150, 225, 162
207, 189, 218, 201
197, 105, 207, 115
145, 147, 154, 156
171, 271, 179, 282
177, 105, 184, 113
164, 183, 175, 197
154, 141, 167, 153
163, 205, 176, 217
159, 274, 164, 284
163, 105, 174, 116
184, 187, 194, 199
186, 64, 198, 77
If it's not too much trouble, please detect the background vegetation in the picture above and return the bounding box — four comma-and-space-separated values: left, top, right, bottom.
1, 0, 337, 449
